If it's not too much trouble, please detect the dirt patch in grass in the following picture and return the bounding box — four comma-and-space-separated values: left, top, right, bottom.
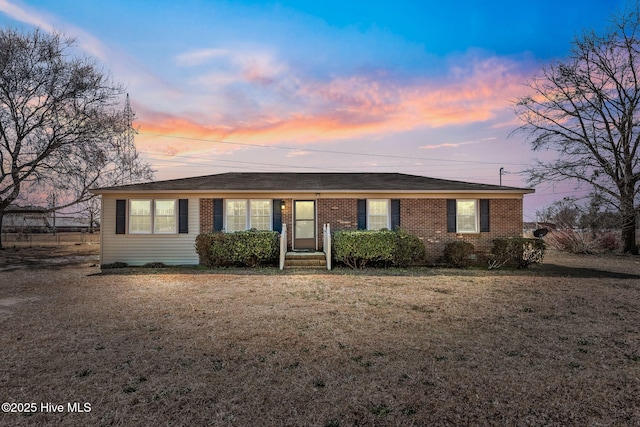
0, 247, 639, 425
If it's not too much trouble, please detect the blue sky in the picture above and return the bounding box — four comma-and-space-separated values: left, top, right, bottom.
0, 0, 629, 219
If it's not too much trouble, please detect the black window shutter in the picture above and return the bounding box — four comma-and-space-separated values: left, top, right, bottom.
391, 199, 400, 230
480, 199, 490, 232
357, 199, 367, 230
272, 199, 283, 233
447, 199, 456, 232
116, 199, 126, 234
178, 199, 189, 233
213, 198, 223, 231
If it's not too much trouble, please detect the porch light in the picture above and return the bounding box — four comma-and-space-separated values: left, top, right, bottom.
281, 201, 286, 210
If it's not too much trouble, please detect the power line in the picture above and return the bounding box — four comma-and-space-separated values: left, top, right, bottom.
138, 132, 531, 167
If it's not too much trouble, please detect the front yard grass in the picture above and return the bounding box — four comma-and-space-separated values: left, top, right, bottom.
0, 247, 639, 425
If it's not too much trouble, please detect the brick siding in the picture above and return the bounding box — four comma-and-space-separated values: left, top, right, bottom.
199, 196, 524, 260
199, 199, 213, 233
399, 198, 523, 260
318, 198, 523, 260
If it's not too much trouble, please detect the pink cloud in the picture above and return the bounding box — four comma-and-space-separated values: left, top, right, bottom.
132, 55, 531, 157
420, 137, 496, 150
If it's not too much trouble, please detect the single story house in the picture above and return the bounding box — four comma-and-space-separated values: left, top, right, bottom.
92, 172, 534, 266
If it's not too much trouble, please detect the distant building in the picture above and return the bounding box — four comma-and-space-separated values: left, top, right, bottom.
2, 206, 95, 233
2, 206, 51, 232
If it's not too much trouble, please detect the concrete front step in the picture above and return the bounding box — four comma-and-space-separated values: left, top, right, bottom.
284, 252, 327, 269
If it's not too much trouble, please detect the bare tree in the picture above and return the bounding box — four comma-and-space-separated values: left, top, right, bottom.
536, 198, 580, 229
514, 4, 640, 254
0, 28, 153, 248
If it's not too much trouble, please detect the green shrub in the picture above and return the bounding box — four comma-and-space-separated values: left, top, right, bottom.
195, 230, 280, 267
142, 262, 167, 268
195, 233, 222, 267
394, 228, 427, 267
332, 229, 426, 269
101, 261, 128, 269
333, 230, 397, 269
489, 237, 546, 269
443, 241, 475, 267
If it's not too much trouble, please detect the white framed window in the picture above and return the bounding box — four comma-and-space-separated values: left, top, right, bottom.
456, 199, 478, 233
154, 200, 177, 233
129, 199, 152, 234
129, 199, 177, 234
225, 199, 272, 231
226, 200, 248, 232
250, 200, 271, 230
368, 199, 390, 231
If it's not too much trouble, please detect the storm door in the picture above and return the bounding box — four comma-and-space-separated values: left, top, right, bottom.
293, 200, 316, 250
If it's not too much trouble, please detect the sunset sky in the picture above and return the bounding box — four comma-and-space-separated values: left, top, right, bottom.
0, 0, 628, 219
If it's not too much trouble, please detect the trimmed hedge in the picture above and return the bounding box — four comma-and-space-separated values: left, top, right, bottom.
195, 230, 280, 267
332, 229, 426, 269
395, 228, 427, 267
443, 241, 475, 268
489, 237, 546, 269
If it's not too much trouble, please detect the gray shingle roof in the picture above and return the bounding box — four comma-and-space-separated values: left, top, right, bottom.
93, 172, 533, 193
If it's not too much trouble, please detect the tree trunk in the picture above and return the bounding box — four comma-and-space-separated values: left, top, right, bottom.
621, 210, 638, 254
0, 211, 4, 250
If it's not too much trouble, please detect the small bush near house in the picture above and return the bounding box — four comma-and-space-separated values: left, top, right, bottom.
333, 230, 397, 269
195, 230, 280, 267
142, 262, 167, 268
394, 228, 427, 267
332, 229, 426, 269
443, 241, 475, 268
101, 261, 128, 269
489, 237, 546, 269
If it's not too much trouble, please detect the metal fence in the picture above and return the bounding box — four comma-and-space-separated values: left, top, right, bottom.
1, 231, 100, 247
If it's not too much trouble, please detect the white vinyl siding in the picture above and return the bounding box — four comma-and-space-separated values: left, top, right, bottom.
368, 199, 389, 230
225, 199, 271, 231
102, 196, 199, 266
456, 200, 478, 233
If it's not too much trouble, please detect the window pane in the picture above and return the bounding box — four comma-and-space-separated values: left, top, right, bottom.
369, 200, 388, 215
457, 200, 477, 233
130, 216, 151, 233
227, 200, 247, 216
226, 200, 247, 231
295, 220, 315, 239
131, 200, 151, 216
295, 201, 314, 220
154, 216, 176, 233
250, 200, 271, 230
227, 216, 246, 232
153, 200, 176, 233
369, 216, 388, 231
155, 200, 175, 216
251, 216, 271, 231
368, 199, 389, 230
130, 200, 151, 233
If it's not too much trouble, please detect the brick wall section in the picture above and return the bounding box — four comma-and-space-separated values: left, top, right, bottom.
199, 198, 213, 233
281, 198, 293, 249
400, 198, 524, 260
199, 197, 524, 259
317, 198, 359, 250
317, 198, 523, 260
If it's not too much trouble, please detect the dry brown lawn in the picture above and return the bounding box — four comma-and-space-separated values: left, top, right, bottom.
0, 245, 639, 426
